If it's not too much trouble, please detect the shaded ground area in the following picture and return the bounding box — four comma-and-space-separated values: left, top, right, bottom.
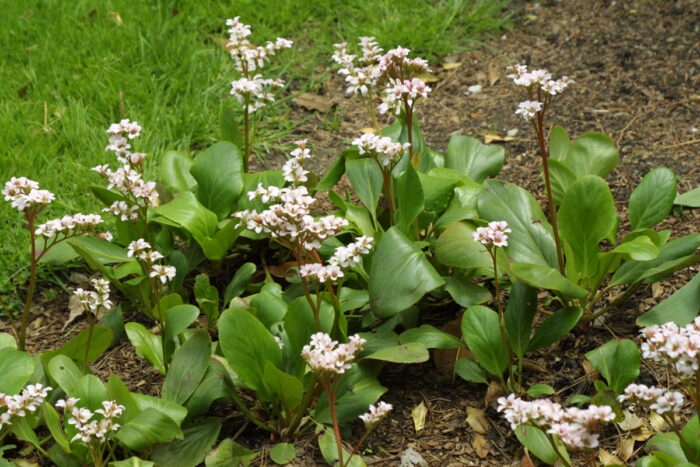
5, 0, 698, 465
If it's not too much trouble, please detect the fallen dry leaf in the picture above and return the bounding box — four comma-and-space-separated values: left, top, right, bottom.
618, 410, 644, 431
292, 93, 336, 113
598, 448, 624, 466
411, 401, 427, 433
581, 360, 600, 380
65, 293, 86, 329
484, 133, 515, 144
442, 62, 462, 71
630, 427, 655, 442
107, 12, 123, 26
466, 407, 490, 434
360, 127, 376, 134
617, 438, 636, 462
652, 282, 664, 298
649, 412, 668, 431
10, 460, 39, 467
471, 434, 489, 458
484, 380, 504, 408
521, 452, 536, 467
417, 73, 440, 84
487, 67, 500, 86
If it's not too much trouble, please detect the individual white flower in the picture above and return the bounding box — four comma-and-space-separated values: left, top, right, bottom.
127, 238, 151, 257
515, 100, 543, 120
359, 401, 393, 426
150, 265, 176, 284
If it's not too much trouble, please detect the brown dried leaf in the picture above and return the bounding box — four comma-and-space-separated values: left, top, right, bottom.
487, 67, 500, 86
442, 62, 462, 71
484, 133, 515, 144
416, 73, 440, 84
360, 127, 376, 134
582, 360, 600, 380
471, 435, 489, 458
617, 438, 636, 462
652, 282, 664, 298
630, 427, 655, 442
618, 411, 644, 431
598, 449, 624, 466
292, 93, 336, 113
466, 407, 490, 434
649, 412, 668, 431
521, 358, 548, 373
10, 460, 39, 467
107, 12, 123, 26
484, 380, 504, 408
521, 452, 536, 467
411, 402, 428, 433
65, 294, 86, 330
268, 261, 297, 278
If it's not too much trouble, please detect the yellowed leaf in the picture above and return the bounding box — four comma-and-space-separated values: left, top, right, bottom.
617, 438, 636, 462
652, 282, 664, 298
10, 460, 39, 467
442, 62, 462, 71
417, 73, 440, 84
292, 93, 336, 113
488, 68, 500, 86
471, 434, 489, 458
618, 410, 644, 431
630, 427, 655, 442
466, 407, 489, 434
484, 133, 515, 144
582, 360, 599, 380
484, 380, 504, 408
598, 449, 624, 466
107, 12, 123, 26
65, 293, 86, 330
411, 401, 427, 433
649, 412, 668, 431
360, 127, 376, 134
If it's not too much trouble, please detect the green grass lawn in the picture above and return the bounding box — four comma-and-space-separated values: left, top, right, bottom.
0, 0, 509, 280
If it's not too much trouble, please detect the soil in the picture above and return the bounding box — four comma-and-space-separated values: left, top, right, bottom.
3, 0, 699, 465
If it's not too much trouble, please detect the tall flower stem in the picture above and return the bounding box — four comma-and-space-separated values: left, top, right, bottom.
491, 249, 514, 385
326, 380, 345, 467
82, 313, 96, 375
243, 99, 251, 172
18, 213, 38, 350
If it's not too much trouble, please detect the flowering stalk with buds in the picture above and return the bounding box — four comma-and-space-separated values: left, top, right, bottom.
507, 65, 573, 276
0, 383, 51, 444
2, 177, 107, 350
73, 278, 113, 374
225, 17, 292, 171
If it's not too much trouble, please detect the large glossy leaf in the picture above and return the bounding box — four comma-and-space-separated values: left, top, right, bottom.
435, 221, 492, 269
443, 275, 492, 307
152, 417, 222, 467
116, 408, 183, 452
547, 159, 577, 206
155, 191, 218, 244
190, 142, 243, 219
315, 152, 347, 192
250, 283, 287, 328
199, 218, 242, 260
563, 132, 618, 179
364, 342, 430, 363
417, 171, 457, 213
460, 306, 507, 377
218, 308, 282, 401
41, 326, 113, 365
184, 360, 228, 418
0, 348, 34, 394
637, 272, 700, 327
369, 227, 444, 316
164, 304, 201, 344
445, 135, 504, 183
610, 235, 660, 261
432, 169, 482, 229
107, 374, 140, 425
160, 150, 196, 193
346, 158, 383, 220
515, 425, 571, 465
399, 324, 462, 349
111, 458, 156, 467
132, 393, 187, 426
509, 262, 587, 298
269, 443, 296, 465
125, 322, 164, 374
162, 331, 211, 405
527, 306, 583, 352
71, 375, 109, 411
504, 281, 537, 359
224, 262, 257, 303
194, 275, 219, 324
262, 362, 303, 414
47, 355, 82, 395
629, 168, 677, 230
558, 175, 617, 278
395, 164, 425, 235
645, 433, 688, 463
675, 187, 700, 208
549, 125, 571, 161
205, 439, 259, 467
314, 365, 386, 424
220, 106, 243, 149
67, 235, 131, 265
478, 180, 558, 268
585, 339, 640, 393
680, 416, 700, 462
454, 358, 488, 384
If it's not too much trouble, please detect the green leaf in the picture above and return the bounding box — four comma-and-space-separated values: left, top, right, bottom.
250, 283, 287, 328
399, 324, 462, 349
235, 170, 284, 212
645, 432, 688, 463
445, 135, 504, 183
637, 272, 700, 327
194, 275, 219, 323
111, 457, 156, 467
478, 180, 558, 268
564, 132, 618, 179
199, 218, 242, 260
314, 365, 386, 424
549, 125, 571, 161
218, 308, 282, 401
461, 306, 507, 377
319, 430, 367, 467
224, 262, 256, 303
269, 443, 296, 465
315, 153, 346, 192
132, 393, 187, 426
262, 362, 303, 414
47, 355, 82, 394
504, 281, 538, 359
160, 150, 196, 193
435, 222, 493, 269
344, 202, 376, 236
67, 235, 132, 265
585, 339, 640, 393
369, 227, 444, 316
116, 408, 183, 452
509, 262, 588, 298
346, 158, 383, 220
610, 235, 660, 261
220, 106, 243, 149
0, 348, 34, 394
0, 333, 16, 349
190, 142, 244, 219
41, 326, 113, 365
527, 384, 555, 397
443, 275, 492, 307
417, 171, 457, 213
41, 402, 70, 453
515, 424, 570, 465
205, 439, 259, 467
364, 342, 430, 363
164, 304, 200, 342
547, 159, 577, 205
125, 322, 164, 374
527, 306, 583, 352
454, 358, 488, 384
675, 187, 700, 208
106, 375, 140, 425
184, 360, 228, 418
152, 417, 222, 467
71, 375, 108, 410
680, 416, 700, 462
395, 164, 425, 234
433, 173, 482, 229
155, 191, 219, 244
163, 331, 211, 405
558, 175, 618, 278
629, 168, 677, 230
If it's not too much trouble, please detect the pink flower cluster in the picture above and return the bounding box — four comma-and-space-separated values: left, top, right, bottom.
640, 317, 700, 380
56, 398, 124, 444
226, 17, 292, 113
35, 213, 104, 238
332, 37, 384, 96
74, 278, 113, 315
127, 239, 176, 284
497, 394, 615, 449
352, 133, 411, 167
282, 139, 312, 184
299, 236, 373, 284
301, 332, 366, 375
359, 401, 393, 427
618, 383, 684, 415
507, 64, 573, 121
0, 384, 52, 431
377, 77, 431, 115
472, 221, 511, 247
2, 177, 55, 211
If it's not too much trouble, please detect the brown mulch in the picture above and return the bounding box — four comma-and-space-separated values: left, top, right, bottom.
3, 0, 699, 465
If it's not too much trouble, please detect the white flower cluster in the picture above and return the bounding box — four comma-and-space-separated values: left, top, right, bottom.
351, 133, 410, 167
640, 318, 700, 380
618, 384, 684, 415
377, 77, 431, 115
226, 17, 292, 114
127, 239, 176, 284
282, 139, 312, 184
0, 384, 52, 431
56, 398, 124, 444
2, 177, 55, 212
35, 213, 103, 238
507, 64, 573, 121
497, 394, 615, 449
74, 278, 113, 315
299, 236, 373, 284
472, 220, 511, 247
93, 119, 159, 216
359, 401, 393, 427
301, 332, 366, 375
332, 37, 384, 96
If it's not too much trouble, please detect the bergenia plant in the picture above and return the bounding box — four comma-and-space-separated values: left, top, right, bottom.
72, 278, 113, 374
225, 17, 292, 170
0, 383, 51, 444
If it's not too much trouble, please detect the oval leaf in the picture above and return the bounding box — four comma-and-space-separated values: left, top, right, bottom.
629, 168, 677, 230
190, 142, 244, 219
445, 135, 504, 183
509, 262, 587, 298
0, 348, 35, 394
527, 306, 583, 352
461, 306, 507, 377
